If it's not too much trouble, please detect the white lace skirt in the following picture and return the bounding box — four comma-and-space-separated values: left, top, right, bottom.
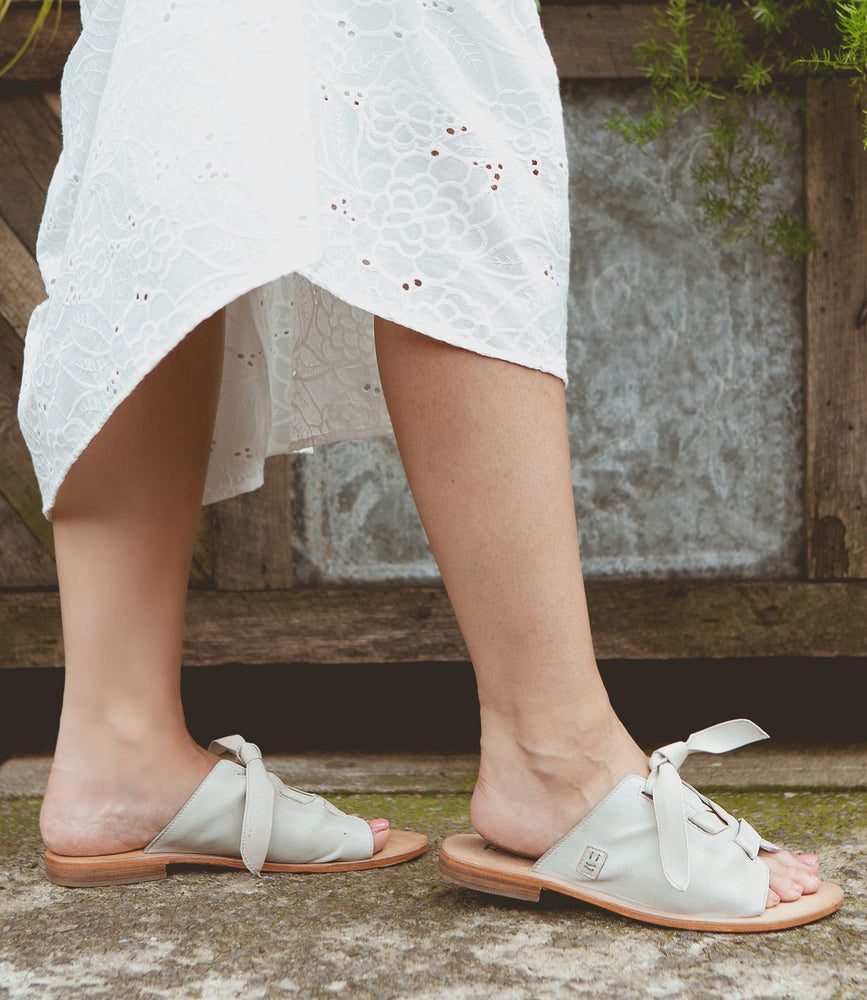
19, 0, 570, 515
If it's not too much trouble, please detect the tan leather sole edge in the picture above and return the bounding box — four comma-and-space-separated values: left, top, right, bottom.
45, 830, 429, 887
438, 834, 844, 933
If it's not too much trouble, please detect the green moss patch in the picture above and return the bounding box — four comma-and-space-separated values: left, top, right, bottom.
696, 789, 867, 846
327, 792, 471, 841
0, 798, 41, 857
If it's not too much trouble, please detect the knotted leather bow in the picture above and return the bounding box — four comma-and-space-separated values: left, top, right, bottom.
644, 719, 771, 892
208, 735, 275, 875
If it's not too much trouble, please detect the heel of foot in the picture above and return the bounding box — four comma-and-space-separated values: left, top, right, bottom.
44, 849, 169, 888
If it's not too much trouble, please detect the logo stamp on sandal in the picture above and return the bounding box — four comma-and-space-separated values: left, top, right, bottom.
577, 846, 607, 879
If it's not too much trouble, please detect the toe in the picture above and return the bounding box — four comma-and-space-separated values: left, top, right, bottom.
765, 859, 821, 902
771, 848, 818, 870
368, 817, 390, 854
769, 872, 805, 903
797, 873, 822, 895
761, 849, 822, 895
793, 866, 822, 895
796, 853, 820, 875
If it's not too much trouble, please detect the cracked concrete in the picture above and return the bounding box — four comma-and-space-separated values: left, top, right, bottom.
0, 753, 865, 1000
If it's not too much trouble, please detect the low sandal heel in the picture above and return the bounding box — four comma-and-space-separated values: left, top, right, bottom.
45, 850, 169, 888
438, 845, 542, 902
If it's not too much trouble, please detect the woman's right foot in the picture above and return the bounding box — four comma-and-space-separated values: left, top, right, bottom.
41, 728, 389, 858
41, 729, 219, 857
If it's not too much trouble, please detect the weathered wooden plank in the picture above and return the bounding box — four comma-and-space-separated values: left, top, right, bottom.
805, 79, 867, 579
546, 2, 765, 79
210, 455, 294, 590
190, 509, 216, 589
0, 489, 56, 585
41, 88, 61, 119
0, 213, 43, 339
0, 2, 80, 84
545, 3, 656, 79
1, 3, 763, 85
5, 580, 867, 668
0, 589, 62, 667
0, 312, 54, 559
144, 579, 867, 660
0, 92, 62, 251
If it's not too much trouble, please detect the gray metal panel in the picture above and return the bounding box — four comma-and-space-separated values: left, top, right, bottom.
292, 83, 804, 584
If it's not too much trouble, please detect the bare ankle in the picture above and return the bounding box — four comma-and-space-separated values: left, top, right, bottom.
479, 691, 631, 766
471, 705, 649, 858
42, 724, 218, 857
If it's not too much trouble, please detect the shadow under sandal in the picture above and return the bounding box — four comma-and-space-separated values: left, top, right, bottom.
45, 735, 429, 887
439, 720, 844, 932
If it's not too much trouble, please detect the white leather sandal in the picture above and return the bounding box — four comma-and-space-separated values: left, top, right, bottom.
439, 720, 844, 931
45, 735, 429, 887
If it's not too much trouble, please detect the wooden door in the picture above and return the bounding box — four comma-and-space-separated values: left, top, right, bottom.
3, 3, 867, 671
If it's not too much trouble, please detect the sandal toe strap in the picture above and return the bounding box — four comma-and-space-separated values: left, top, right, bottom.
645, 719, 770, 891
209, 735, 275, 875
147, 735, 372, 872
733, 817, 761, 860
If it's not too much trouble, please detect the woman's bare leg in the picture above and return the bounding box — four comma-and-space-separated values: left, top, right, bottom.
41, 309, 388, 857
374, 317, 820, 909
40, 311, 227, 856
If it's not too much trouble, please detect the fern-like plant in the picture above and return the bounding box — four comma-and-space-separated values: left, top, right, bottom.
0, 0, 61, 76
606, 0, 867, 260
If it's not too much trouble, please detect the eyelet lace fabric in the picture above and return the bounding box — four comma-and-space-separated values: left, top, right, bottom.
19, 0, 570, 514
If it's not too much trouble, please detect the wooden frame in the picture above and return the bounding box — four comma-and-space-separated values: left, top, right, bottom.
2, 2, 865, 666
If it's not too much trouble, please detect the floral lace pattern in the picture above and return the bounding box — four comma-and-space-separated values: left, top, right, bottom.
19, 0, 570, 514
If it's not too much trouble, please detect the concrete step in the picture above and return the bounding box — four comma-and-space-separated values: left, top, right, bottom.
3, 745, 866, 798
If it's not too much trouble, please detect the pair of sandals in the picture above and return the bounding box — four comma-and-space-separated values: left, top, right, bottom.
44, 720, 844, 932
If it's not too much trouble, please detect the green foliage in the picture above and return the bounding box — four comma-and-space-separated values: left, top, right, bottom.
0, 0, 61, 76
606, 0, 867, 260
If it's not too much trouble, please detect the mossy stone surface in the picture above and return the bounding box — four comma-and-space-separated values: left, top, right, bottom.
0, 791, 864, 999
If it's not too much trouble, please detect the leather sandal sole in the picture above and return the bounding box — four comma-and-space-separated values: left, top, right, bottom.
45, 829, 429, 887
439, 834, 844, 932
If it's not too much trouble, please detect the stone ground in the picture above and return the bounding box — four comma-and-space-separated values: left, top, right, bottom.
0, 748, 864, 1000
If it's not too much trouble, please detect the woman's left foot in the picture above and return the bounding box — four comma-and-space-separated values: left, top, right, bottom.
470, 704, 823, 911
